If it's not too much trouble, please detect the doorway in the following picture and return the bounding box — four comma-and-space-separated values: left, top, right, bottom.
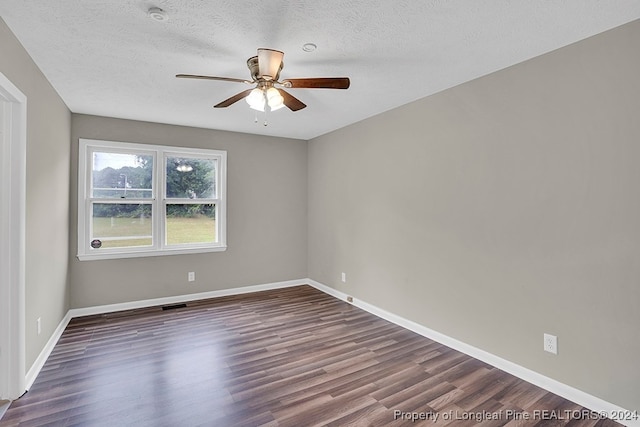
0, 72, 26, 401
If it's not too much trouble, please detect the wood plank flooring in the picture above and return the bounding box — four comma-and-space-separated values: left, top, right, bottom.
0, 285, 622, 426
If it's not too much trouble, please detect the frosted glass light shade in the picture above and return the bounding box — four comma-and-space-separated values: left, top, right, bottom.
257, 48, 284, 80
246, 88, 265, 111
266, 87, 284, 111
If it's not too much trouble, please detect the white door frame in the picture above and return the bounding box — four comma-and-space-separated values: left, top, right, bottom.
0, 71, 27, 400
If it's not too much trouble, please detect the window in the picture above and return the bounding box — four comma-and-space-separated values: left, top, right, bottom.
77, 139, 226, 260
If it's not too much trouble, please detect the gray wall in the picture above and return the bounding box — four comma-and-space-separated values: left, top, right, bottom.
2, 12, 638, 413
308, 20, 640, 410
69, 115, 307, 308
0, 19, 71, 368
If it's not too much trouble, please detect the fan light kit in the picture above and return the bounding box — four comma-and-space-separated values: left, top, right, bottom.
246, 87, 284, 112
176, 48, 350, 123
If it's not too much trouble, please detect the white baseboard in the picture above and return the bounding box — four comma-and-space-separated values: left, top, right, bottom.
25, 311, 72, 390
67, 278, 307, 318
0, 399, 10, 420
26, 278, 638, 427
305, 279, 639, 427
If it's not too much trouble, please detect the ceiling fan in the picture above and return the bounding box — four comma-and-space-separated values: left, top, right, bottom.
176, 48, 350, 112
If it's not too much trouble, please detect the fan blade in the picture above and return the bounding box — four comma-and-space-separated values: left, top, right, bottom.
257, 48, 284, 80
214, 89, 254, 108
279, 89, 306, 111
176, 74, 251, 84
282, 77, 350, 89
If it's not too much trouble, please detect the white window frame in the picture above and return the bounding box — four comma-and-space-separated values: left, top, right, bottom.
77, 138, 227, 261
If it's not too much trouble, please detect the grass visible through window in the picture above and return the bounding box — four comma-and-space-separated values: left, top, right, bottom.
166, 216, 216, 245
93, 216, 216, 248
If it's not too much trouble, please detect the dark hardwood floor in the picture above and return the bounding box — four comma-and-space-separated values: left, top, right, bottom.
0, 285, 621, 426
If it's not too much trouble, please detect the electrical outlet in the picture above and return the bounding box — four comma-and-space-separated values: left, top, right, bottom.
188, 272, 195, 282
341, 272, 347, 283
37, 317, 41, 335
544, 333, 557, 354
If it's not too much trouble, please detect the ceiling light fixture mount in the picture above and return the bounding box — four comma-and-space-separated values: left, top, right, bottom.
147, 7, 169, 22
302, 43, 317, 52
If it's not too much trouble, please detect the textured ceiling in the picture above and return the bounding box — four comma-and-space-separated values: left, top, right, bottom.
1, 1, 639, 140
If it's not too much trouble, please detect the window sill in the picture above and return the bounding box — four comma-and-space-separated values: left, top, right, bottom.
77, 245, 227, 261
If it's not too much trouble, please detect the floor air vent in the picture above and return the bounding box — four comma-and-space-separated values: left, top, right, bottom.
162, 303, 187, 311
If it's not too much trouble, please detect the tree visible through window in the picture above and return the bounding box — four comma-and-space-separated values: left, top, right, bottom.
77, 139, 227, 260
165, 156, 217, 246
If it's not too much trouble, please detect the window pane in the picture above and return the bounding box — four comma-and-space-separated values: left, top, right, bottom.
166, 157, 216, 199
92, 151, 153, 199
91, 204, 152, 248
166, 204, 216, 245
